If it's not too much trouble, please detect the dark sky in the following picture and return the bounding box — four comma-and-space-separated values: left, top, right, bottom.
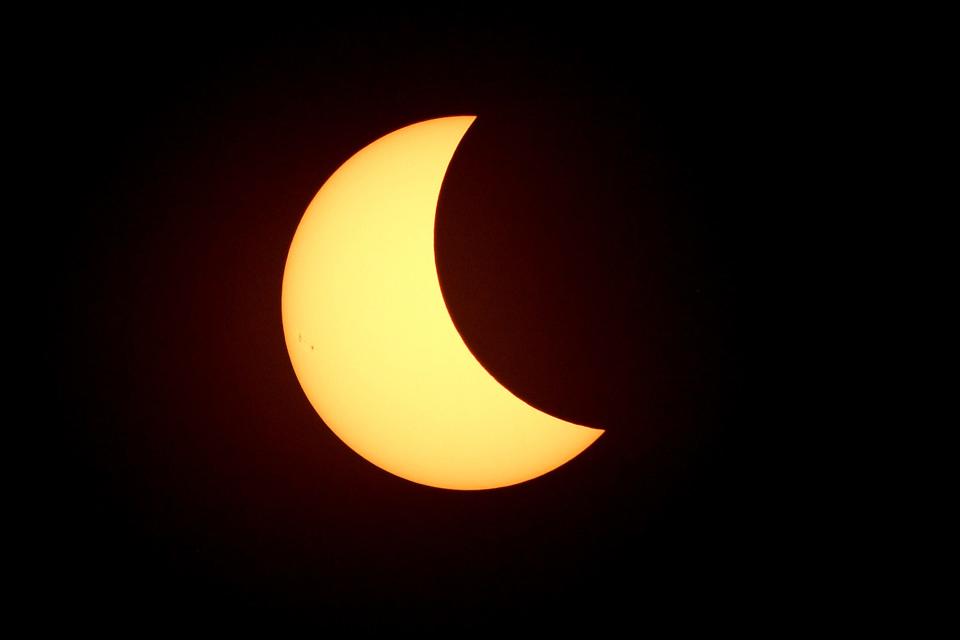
30, 13, 798, 631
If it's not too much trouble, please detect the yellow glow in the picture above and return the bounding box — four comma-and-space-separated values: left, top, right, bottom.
281, 116, 603, 490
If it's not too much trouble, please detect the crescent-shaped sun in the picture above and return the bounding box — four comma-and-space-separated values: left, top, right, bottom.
281, 115, 604, 490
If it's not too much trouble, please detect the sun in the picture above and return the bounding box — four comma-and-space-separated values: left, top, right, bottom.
282, 116, 603, 490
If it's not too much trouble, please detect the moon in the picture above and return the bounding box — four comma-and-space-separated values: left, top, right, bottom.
281, 115, 604, 490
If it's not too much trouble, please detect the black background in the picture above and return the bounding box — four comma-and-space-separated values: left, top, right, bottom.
30, 12, 797, 630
